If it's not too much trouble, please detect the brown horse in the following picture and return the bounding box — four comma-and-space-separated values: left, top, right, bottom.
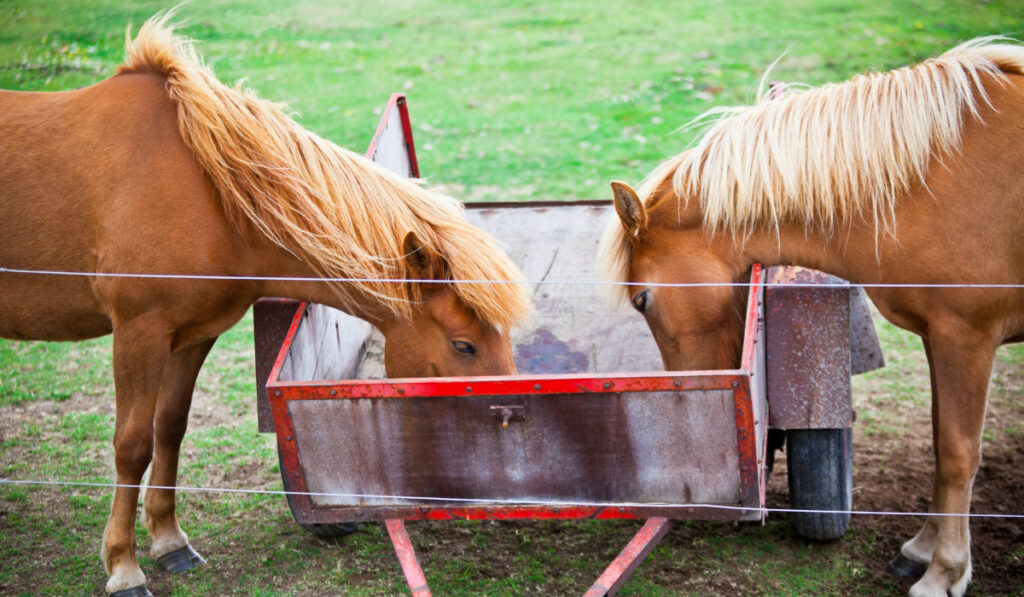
599, 39, 1024, 597
0, 14, 531, 597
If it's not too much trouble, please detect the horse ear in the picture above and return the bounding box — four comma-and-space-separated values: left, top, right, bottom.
611, 181, 647, 238
402, 231, 444, 280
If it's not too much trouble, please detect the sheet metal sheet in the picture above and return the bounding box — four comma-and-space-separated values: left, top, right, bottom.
288, 389, 740, 508
765, 267, 852, 429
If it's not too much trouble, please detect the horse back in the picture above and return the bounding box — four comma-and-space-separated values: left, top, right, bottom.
0, 73, 251, 342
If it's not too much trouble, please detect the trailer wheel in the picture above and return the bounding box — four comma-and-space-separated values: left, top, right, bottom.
298, 521, 359, 538
786, 427, 852, 541
277, 453, 358, 538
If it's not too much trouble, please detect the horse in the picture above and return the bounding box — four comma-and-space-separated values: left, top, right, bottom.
598, 39, 1024, 597
0, 13, 532, 597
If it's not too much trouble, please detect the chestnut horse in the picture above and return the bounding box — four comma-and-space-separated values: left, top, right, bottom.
599, 39, 1024, 597
0, 14, 531, 597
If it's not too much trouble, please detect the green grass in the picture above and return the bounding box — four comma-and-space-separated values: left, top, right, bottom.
2, 0, 1022, 203
2, 1, 1024, 595
0, 336, 112, 406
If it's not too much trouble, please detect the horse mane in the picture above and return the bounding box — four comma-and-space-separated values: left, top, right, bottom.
599, 38, 1024, 304
117, 12, 530, 329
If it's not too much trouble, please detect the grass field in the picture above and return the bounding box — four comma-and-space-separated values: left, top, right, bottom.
2, 1, 1023, 595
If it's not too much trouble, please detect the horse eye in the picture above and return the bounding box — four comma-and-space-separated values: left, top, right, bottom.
631, 289, 650, 313
452, 340, 476, 355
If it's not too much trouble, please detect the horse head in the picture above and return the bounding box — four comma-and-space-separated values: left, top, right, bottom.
379, 231, 518, 378
604, 179, 748, 372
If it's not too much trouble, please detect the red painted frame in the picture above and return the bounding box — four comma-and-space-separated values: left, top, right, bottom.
265, 263, 766, 524
366, 92, 420, 178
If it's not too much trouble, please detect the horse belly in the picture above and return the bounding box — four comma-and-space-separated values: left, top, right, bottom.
0, 274, 112, 341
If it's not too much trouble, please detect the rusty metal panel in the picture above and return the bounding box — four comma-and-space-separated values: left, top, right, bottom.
849, 286, 885, 374
286, 389, 740, 508
765, 267, 853, 429
253, 298, 302, 432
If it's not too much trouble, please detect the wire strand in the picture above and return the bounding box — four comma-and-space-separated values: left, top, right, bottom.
2, 478, 1022, 520
2, 266, 1023, 289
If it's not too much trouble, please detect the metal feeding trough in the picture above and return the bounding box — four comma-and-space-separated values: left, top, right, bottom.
252, 94, 884, 595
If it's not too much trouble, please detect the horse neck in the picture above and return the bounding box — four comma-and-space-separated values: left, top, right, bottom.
722, 222, 872, 282
251, 242, 395, 331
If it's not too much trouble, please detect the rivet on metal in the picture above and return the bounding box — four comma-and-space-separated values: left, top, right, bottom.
285, 435, 293, 442
274, 390, 281, 397
534, 383, 541, 391
465, 386, 473, 393
731, 381, 739, 388
397, 388, 405, 395
603, 382, 611, 389
329, 389, 337, 396
673, 381, 681, 388
293, 471, 301, 478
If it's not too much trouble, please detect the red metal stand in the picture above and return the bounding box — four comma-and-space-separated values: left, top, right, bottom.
384, 517, 671, 596
386, 519, 431, 597
584, 517, 672, 596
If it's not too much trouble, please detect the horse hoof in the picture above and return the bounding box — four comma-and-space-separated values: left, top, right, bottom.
156, 544, 206, 573
885, 553, 928, 579
109, 586, 154, 597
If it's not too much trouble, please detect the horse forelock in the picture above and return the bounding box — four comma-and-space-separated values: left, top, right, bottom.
117, 12, 531, 330
666, 37, 1024, 241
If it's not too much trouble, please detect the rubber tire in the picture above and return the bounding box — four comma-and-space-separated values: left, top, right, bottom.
786, 427, 853, 541
276, 452, 358, 538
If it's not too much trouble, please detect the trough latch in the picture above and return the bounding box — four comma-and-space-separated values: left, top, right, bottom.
490, 405, 526, 428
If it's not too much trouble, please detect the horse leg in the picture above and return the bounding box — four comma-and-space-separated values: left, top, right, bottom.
101, 320, 170, 597
888, 340, 941, 579
904, 327, 996, 597
142, 338, 216, 573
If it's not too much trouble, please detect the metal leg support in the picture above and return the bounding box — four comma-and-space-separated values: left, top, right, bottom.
385, 519, 432, 597
583, 517, 672, 596
386, 517, 671, 597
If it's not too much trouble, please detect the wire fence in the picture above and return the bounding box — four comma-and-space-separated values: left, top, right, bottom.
1, 263, 1022, 523
3, 265, 1024, 289
2, 478, 1023, 520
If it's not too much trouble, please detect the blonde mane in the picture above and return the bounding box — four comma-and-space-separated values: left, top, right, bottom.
600, 38, 1024, 303
119, 13, 530, 329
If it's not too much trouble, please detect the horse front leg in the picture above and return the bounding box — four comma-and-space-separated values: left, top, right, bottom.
899, 329, 997, 597
142, 338, 216, 574
102, 320, 171, 596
